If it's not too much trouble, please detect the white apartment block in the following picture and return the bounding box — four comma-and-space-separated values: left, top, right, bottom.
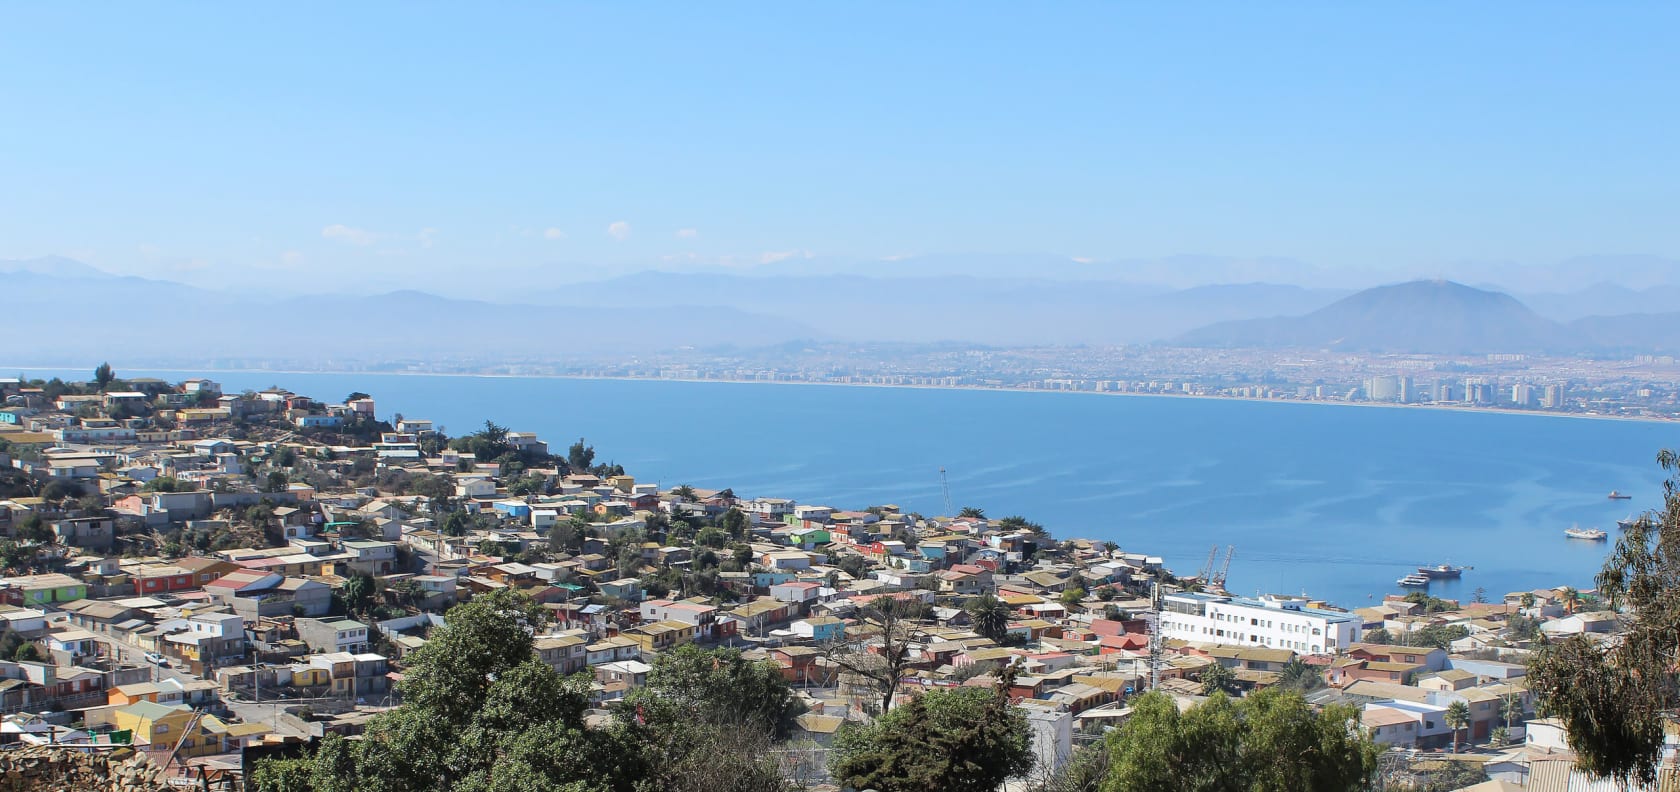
1158, 593, 1362, 654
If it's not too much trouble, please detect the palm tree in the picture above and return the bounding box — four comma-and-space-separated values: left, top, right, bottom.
1520, 592, 1536, 610
1502, 692, 1524, 730
1200, 662, 1237, 697
1562, 587, 1581, 615
1445, 700, 1471, 753
1279, 658, 1323, 692
958, 506, 986, 520
965, 593, 1010, 641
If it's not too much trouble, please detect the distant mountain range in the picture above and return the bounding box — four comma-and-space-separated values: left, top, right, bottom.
4, 255, 1679, 360
524, 272, 1349, 345
0, 259, 825, 365
1176, 279, 1680, 354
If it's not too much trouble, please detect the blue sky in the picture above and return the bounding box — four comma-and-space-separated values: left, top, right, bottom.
2, 3, 1677, 293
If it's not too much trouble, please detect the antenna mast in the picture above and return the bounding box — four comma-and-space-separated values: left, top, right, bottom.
939, 467, 954, 515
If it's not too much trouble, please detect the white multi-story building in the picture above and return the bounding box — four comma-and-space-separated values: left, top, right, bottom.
1158, 593, 1362, 654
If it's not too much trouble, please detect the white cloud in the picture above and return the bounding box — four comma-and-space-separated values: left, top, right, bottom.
607, 221, 632, 241
675, 228, 699, 239
322, 224, 377, 246
1071, 256, 1095, 264
419, 227, 439, 248
758, 249, 814, 265
544, 227, 567, 240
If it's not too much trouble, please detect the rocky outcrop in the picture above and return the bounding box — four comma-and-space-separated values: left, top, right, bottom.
0, 746, 175, 792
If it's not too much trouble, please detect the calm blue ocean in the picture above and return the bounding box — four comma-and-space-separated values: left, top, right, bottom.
21, 369, 1678, 608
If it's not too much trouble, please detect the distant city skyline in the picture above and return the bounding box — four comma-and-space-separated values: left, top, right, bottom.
3, 5, 1678, 295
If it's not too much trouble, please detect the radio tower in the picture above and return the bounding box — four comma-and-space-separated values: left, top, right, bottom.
939, 467, 954, 516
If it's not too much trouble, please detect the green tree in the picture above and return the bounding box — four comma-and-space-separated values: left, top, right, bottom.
719, 508, 748, 540
1560, 586, 1581, 615
143, 476, 184, 493
11, 641, 42, 662
15, 514, 51, 545
1444, 700, 1471, 753
93, 362, 115, 391
1363, 627, 1393, 645
266, 471, 289, 493
672, 484, 697, 501
1501, 692, 1525, 730
958, 506, 986, 519
1102, 689, 1377, 792
620, 643, 805, 740
346, 392, 371, 402
996, 515, 1046, 535
253, 589, 628, 792
568, 438, 595, 472
339, 573, 377, 618
1199, 662, 1239, 697
965, 592, 1011, 642
831, 682, 1032, 792
1277, 658, 1323, 693
441, 510, 471, 537
1526, 451, 1680, 788
694, 526, 729, 549
1059, 586, 1087, 608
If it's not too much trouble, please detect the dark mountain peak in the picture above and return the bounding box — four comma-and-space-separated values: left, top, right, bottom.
1175, 279, 1568, 354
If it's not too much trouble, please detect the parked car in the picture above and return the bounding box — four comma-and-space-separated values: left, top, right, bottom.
143, 652, 169, 667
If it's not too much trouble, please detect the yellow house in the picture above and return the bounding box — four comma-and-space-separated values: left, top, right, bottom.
108, 682, 163, 707
623, 620, 695, 653
289, 666, 330, 687
110, 701, 226, 758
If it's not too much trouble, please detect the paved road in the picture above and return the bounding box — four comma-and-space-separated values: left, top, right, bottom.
90, 631, 307, 736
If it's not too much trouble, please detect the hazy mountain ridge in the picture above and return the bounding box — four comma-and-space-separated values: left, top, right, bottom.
6, 256, 1680, 359
527, 272, 1349, 345
1175, 280, 1679, 354
0, 268, 823, 365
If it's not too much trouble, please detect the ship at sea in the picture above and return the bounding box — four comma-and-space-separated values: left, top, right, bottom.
1417, 563, 1466, 579
1565, 526, 1608, 541
1609, 490, 1633, 500
1397, 573, 1431, 587
1617, 516, 1643, 531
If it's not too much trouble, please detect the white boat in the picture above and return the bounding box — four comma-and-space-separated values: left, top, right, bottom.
1564, 526, 1608, 541
1397, 574, 1431, 587
1609, 491, 1632, 500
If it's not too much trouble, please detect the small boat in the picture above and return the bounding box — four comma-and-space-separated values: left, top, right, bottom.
1418, 563, 1465, 579
1397, 574, 1431, 587
1565, 526, 1608, 541
1617, 516, 1641, 531
1609, 491, 1633, 500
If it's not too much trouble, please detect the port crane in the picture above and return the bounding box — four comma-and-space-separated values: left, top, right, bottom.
1196, 546, 1219, 583
1212, 546, 1236, 590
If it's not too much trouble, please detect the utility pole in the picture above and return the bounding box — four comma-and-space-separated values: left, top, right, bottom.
1148, 580, 1163, 690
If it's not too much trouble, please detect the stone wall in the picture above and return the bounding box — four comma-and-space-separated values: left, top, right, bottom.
0, 746, 175, 792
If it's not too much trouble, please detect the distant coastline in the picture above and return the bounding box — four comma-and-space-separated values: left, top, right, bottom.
11, 363, 1677, 427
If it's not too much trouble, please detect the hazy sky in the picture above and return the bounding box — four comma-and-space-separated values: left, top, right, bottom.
3, 4, 1677, 293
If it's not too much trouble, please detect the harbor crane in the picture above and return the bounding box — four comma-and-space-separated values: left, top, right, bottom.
1196, 546, 1219, 583
1212, 546, 1236, 589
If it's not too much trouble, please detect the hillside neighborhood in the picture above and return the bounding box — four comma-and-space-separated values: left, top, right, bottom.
0, 371, 1669, 790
